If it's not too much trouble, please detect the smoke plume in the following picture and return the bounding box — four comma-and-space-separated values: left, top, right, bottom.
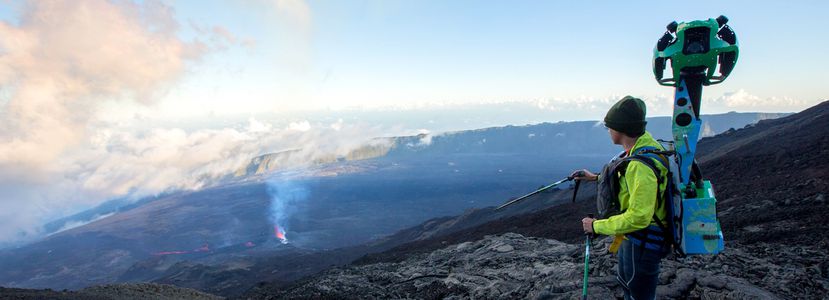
266, 179, 309, 244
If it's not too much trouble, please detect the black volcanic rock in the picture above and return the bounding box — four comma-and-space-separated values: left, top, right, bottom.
0, 283, 222, 300
696, 100, 829, 246
244, 233, 784, 299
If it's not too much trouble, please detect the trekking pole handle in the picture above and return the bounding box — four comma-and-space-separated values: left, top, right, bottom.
586, 213, 595, 239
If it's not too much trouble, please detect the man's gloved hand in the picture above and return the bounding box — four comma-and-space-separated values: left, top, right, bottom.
570, 169, 598, 181
582, 217, 596, 234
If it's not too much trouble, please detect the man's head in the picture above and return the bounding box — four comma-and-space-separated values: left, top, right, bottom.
604, 96, 647, 144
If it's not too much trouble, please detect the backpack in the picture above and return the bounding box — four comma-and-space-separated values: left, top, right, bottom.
597, 143, 725, 257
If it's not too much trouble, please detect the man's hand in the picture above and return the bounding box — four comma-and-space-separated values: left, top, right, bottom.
582, 217, 595, 234
571, 169, 598, 181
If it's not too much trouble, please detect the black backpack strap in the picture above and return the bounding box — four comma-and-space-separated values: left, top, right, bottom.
626, 147, 685, 255
634, 151, 673, 226
622, 156, 663, 185
633, 146, 670, 172
623, 153, 674, 249
629, 156, 670, 211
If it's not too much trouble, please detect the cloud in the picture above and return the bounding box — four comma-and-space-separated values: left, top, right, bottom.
711, 89, 807, 111
187, 21, 254, 51
0, 0, 204, 171
0, 0, 205, 243
247, 117, 273, 133
270, 0, 313, 70
212, 26, 238, 44
0, 0, 262, 245
531, 91, 805, 118
534, 95, 624, 112
534, 94, 677, 117
274, 0, 311, 30
75, 118, 384, 195
0, 114, 388, 245
417, 134, 433, 146
287, 120, 312, 131
330, 118, 344, 131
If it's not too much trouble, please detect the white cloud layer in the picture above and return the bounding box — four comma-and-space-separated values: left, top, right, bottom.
0, 0, 203, 171
711, 89, 808, 111
0, 0, 386, 246
0, 0, 206, 244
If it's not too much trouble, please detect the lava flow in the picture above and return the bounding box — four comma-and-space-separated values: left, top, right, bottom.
274, 225, 288, 244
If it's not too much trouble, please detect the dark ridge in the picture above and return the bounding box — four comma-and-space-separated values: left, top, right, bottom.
354, 184, 596, 265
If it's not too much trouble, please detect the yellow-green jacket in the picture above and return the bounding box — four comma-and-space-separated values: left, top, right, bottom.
593, 131, 668, 235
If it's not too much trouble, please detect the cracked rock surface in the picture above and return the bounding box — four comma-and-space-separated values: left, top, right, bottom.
0, 283, 223, 300
246, 232, 826, 299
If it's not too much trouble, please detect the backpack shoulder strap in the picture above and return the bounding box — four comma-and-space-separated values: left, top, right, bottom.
619, 155, 662, 184
624, 153, 670, 216
629, 146, 683, 255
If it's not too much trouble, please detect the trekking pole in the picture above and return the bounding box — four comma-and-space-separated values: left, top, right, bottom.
582, 213, 594, 300
571, 171, 584, 203
495, 176, 574, 210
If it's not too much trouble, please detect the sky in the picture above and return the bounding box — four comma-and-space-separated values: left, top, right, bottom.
0, 0, 827, 246
164, 1, 827, 116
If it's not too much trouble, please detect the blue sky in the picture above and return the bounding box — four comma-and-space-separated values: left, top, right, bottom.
2, 0, 813, 124
135, 0, 829, 123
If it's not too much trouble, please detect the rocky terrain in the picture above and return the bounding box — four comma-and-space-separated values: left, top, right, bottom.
0, 283, 222, 300
246, 233, 795, 299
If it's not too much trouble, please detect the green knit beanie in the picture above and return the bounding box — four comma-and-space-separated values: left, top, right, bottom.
604, 96, 647, 137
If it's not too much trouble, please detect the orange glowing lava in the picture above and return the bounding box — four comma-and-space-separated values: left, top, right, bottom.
274, 225, 287, 243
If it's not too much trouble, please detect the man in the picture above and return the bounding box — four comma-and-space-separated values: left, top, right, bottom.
572, 96, 669, 300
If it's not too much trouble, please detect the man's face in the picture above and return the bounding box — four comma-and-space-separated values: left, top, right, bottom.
607, 127, 622, 145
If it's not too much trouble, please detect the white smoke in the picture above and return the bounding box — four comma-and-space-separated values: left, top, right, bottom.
50, 212, 116, 235
265, 179, 309, 244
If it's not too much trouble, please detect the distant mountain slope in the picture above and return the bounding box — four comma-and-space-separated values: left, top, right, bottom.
244, 101, 828, 299
695, 101, 829, 246
235, 112, 787, 176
